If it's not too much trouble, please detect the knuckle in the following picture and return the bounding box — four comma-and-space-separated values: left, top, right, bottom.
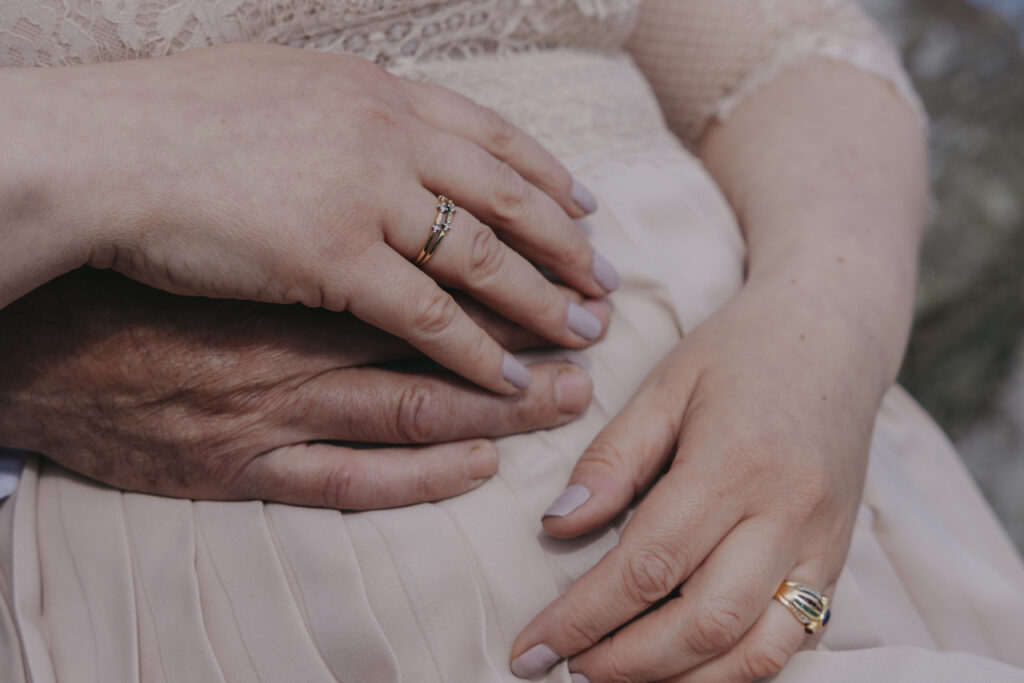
555, 612, 605, 650
395, 382, 444, 443
579, 440, 629, 477
686, 597, 748, 657
413, 461, 450, 501
738, 639, 791, 681
548, 237, 589, 270
603, 657, 639, 683
601, 638, 644, 683
490, 161, 530, 221
479, 105, 517, 152
467, 227, 506, 284
411, 288, 460, 338
320, 464, 360, 509
353, 95, 405, 132
622, 545, 680, 605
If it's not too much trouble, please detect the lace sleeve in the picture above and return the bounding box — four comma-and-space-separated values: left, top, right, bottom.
626, 0, 926, 150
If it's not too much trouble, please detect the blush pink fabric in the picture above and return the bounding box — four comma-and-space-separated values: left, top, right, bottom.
1, 2, 1023, 681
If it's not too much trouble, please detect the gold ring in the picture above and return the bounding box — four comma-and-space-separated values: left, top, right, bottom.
413, 195, 456, 267
773, 581, 831, 635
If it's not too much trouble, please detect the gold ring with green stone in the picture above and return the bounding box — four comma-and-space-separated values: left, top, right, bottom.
773, 580, 831, 635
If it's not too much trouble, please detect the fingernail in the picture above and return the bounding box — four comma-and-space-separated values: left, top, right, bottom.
567, 302, 601, 341
511, 644, 560, 678
543, 484, 591, 518
466, 444, 498, 480
570, 674, 591, 683
555, 367, 591, 413
592, 251, 621, 292
503, 353, 531, 389
571, 179, 598, 214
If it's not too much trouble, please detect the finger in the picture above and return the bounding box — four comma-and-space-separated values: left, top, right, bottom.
510, 467, 744, 679
666, 576, 834, 683
275, 291, 609, 370
344, 242, 529, 394
238, 439, 498, 510
400, 79, 598, 218
387, 189, 607, 347
293, 362, 594, 444
416, 129, 618, 297
456, 290, 612, 354
567, 519, 794, 683
540, 355, 695, 539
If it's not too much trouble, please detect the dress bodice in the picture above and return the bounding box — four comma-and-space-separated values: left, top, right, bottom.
0, 0, 637, 68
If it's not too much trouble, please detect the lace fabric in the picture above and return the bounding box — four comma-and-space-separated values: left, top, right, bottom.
0, 0, 636, 68
1, 0, 920, 156
626, 0, 926, 148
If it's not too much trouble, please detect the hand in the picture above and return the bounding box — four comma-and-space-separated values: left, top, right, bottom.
0, 269, 609, 509
510, 280, 883, 682
2, 43, 618, 393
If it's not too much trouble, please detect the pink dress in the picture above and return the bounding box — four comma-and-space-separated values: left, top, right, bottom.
1, 1, 1022, 680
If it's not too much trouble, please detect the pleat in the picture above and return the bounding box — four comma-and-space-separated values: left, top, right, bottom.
37, 466, 137, 683
366, 504, 507, 683
345, 513, 443, 683
121, 492, 225, 683
0, 484, 29, 683
192, 500, 337, 683
265, 504, 401, 683
192, 522, 263, 682
3, 458, 54, 683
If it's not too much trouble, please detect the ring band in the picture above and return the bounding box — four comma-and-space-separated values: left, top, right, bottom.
773, 581, 831, 635
414, 195, 456, 267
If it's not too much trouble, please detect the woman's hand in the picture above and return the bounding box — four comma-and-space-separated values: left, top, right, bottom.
0, 269, 608, 509
509, 279, 882, 681
0, 43, 618, 393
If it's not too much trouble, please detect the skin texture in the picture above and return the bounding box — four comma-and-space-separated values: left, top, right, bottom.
0, 43, 616, 395
509, 59, 928, 682
0, 268, 609, 509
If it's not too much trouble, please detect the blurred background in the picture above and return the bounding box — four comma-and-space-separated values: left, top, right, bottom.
859, 0, 1024, 552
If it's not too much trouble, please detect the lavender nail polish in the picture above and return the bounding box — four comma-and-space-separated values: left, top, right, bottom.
570, 674, 591, 683
571, 179, 598, 214
503, 353, 531, 389
511, 644, 560, 679
567, 303, 601, 341
592, 251, 621, 292
543, 484, 591, 518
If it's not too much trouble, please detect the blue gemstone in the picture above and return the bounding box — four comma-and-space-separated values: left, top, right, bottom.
822, 609, 831, 626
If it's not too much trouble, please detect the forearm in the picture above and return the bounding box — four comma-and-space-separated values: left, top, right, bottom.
700, 58, 929, 399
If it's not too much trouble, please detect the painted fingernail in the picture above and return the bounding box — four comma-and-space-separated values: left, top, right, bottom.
503, 353, 531, 389
466, 444, 498, 480
570, 674, 591, 683
572, 179, 598, 214
555, 367, 591, 413
592, 251, 621, 292
511, 644, 560, 679
543, 484, 591, 518
567, 302, 602, 341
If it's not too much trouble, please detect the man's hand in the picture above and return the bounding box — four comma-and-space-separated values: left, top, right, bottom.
0, 269, 608, 509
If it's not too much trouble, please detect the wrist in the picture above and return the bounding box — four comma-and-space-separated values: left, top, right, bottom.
0, 67, 100, 305
0, 63, 149, 306
744, 248, 916, 403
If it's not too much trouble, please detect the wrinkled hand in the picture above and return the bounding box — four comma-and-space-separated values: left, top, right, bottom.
510, 282, 880, 682
9, 42, 617, 393
0, 269, 608, 509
